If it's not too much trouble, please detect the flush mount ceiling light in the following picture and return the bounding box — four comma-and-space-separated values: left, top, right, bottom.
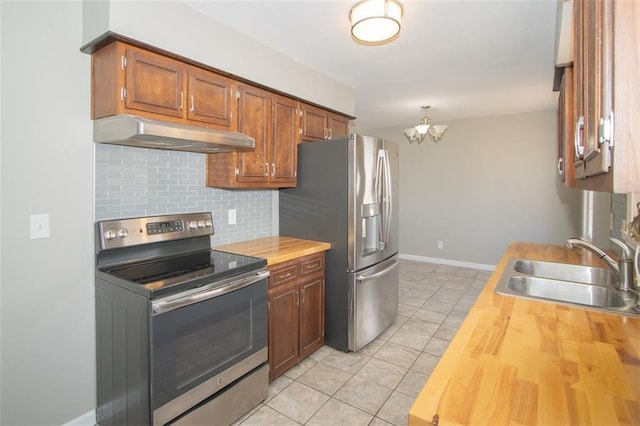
403, 106, 449, 144
350, 0, 403, 46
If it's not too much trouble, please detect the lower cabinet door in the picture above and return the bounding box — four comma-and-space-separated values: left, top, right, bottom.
268, 282, 299, 381
298, 276, 325, 359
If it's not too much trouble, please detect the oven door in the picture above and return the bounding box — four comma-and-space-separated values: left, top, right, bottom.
150, 269, 269, 425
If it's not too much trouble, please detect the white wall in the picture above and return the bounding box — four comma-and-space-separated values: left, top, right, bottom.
366, 110, 582, 266
1, 2, 95, 424
82, 0, 356, 117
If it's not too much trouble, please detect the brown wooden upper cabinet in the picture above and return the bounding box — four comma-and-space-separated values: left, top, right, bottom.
91, 40, 354, 189
206, 86, 298, 188
92, 42, 237, 131
570, 0, 639, 192
556, 66, 576, 186
300, 103, 350, 142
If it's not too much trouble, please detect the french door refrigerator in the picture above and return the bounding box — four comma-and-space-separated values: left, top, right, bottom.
279, 134, 399, 352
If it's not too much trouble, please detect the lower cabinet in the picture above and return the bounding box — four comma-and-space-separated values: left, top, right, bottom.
267, 252, 325, 382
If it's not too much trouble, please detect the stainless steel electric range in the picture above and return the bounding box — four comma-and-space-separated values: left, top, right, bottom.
95, 212, 269, 425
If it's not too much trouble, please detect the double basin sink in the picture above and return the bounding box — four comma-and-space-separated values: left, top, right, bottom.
495, 258, 639, 316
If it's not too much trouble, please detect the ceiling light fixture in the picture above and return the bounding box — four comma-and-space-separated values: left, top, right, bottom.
403, 106, 449, 144
349, 0, 403, 46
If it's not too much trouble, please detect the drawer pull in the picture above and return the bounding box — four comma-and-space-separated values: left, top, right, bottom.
278, 272, 292, 279
305, 264, 319, 270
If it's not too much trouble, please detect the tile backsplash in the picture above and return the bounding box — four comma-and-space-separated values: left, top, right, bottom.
611, 192, 627, 242
95, 144, 274, 245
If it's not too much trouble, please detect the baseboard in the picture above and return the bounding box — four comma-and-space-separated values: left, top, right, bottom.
62, 410, 96, 426
399, 253, 495, 271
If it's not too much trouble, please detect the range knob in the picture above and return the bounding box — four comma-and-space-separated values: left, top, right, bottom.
205, 219, 213, 228
118, 228, 129, 238
104, 229, 116, 240
188, 221, 198, 230
197, 220, 206, 228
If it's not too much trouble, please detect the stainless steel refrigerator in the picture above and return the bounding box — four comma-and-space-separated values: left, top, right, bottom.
279, 134, 399, 352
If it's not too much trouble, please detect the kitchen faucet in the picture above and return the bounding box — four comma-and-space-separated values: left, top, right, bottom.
566, 237, 636, 293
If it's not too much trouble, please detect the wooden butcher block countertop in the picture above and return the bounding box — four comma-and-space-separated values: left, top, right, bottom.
409, 242, 640, 426
216, 236, 331, 265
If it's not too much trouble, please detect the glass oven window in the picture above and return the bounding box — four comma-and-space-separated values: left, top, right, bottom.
151, 280, 267, 409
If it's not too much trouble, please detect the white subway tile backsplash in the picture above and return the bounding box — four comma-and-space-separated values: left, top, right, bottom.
95, 144, 274, 245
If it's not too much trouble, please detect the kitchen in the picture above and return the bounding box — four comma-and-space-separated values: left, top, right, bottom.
1, 1, 638, 425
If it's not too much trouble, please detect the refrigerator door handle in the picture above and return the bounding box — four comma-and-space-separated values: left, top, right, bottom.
376, 149, 385, 248
383, 149, 392, 244
356, 260, 399, 281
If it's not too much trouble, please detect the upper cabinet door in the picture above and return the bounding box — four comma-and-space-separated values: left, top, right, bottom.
236, 84, 270, 183
300, 104, 329, 142
124, 48, 185, 118
571, 0, 613, 190
187, 67, 237, 130
583, 0, 612, 177
328, 113, 350, 139
270, 95, 298, 185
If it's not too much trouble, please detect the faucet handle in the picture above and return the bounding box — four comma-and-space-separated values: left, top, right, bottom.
609, 237, 633, 259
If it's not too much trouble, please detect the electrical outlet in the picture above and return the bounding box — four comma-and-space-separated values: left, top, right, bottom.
437, 240, 444, 250
30, 213, 50, 239
228, 209, 236, 225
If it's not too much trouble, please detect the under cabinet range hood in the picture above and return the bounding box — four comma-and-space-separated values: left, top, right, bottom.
93, 114, 255, 153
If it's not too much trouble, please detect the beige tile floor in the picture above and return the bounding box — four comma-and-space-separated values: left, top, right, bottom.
235, 259, 492, 426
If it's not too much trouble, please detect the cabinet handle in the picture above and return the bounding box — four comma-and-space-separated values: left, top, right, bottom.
598, 111, 614, 147
296, 291, 300, 306
574, 116, 585, 158
271, 163, 275, 177
328, 128, 333, 139
557, 158, 564, 176
179, 92, 184, 110
301, 289, 305, 304
190, 95, 195, 112
264, 162, 269, 177
278, 272, 292, 279
305, 264, 319, 271
323, 128, 328, 139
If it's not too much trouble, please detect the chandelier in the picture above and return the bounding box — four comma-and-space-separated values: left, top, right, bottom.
349, 0, 403, 46
403, 106, 448, 144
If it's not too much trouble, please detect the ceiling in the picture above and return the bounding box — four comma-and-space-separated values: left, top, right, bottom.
184, 0, 559, 131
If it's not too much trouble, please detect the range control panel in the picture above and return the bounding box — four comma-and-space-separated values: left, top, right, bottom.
98, 212, 214, 250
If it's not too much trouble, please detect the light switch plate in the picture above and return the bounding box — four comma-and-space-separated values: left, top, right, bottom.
30, 213, 50, 239
228, 209, 236, 225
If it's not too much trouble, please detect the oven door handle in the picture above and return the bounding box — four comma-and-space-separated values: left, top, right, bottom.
151, 269, 270, 315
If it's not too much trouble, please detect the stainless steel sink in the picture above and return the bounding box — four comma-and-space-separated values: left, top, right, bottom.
495, 258, 639, 316
512, 259, 617, 286
505, 276, 626, 308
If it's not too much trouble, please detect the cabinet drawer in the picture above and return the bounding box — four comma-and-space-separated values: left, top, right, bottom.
269, 262, 298, 289
299, 253, 324, 277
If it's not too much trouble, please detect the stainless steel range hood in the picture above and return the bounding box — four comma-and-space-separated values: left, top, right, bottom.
94, 114, 255, 153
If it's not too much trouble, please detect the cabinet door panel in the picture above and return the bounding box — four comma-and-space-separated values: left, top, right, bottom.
301, 104, 328, 142
187, 68, 236, 129
329, 113, 349, 139
237, 85, 270, 183
271, 95, 298, 184
125, 48, 184, 118
299, 276, 324, 359
268, 283, 299, 381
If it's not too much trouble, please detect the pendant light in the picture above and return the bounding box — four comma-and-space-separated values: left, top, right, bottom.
403, 106, 449, 144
